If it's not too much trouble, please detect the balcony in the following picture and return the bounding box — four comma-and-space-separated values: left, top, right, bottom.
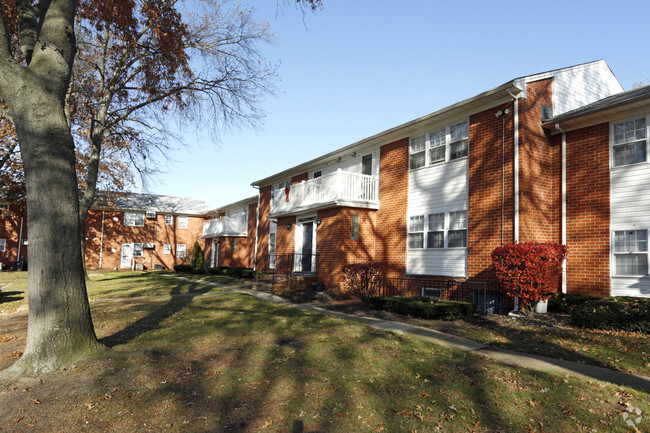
270, 169, 379, 218
202, 215, 248, 238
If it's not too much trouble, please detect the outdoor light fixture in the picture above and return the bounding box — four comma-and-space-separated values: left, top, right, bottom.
315, 219, 322, 226
286, 223, 292, 230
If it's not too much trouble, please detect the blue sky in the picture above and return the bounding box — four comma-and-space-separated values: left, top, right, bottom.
144, 0, 650, 209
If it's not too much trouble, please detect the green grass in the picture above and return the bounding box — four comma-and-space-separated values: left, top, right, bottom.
1, 272, 649, 432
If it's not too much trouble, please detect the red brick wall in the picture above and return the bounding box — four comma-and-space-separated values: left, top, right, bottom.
0, 204, 28, 269
376, 138, 409, 278
564, 123, 611, 296
467, 102, 516, 282
256, 186, 271, 268
518, 79, 561, 243
316, 207, 378, 292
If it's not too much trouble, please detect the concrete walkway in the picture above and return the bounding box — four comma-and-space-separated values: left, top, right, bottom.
168, 275, 650, 394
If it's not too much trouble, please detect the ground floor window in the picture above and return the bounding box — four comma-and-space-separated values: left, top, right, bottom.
409, 210, 467, 249
614, 230, 648, 276
0, 239, 5, 252
176, 244, 186, 258
163, 244, 172, 255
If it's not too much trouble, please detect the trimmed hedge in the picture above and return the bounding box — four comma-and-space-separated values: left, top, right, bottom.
571, 297, 650, 333
206, 266, 256, 278
548, 292, 601, 313
367, 296, 475, 321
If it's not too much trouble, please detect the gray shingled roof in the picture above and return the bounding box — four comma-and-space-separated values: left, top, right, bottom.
96, 192, 212, 215
547, 85, 650, 123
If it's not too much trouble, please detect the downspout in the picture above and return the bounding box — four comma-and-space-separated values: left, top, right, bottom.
506, 89, 521, 314
252, 185, 261, 271
556, 124, 568, 294
506, 89, 520, 243
17, 216, 23, 261
99, 210, 105, 269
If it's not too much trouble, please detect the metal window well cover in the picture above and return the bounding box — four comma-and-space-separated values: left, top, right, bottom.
473, 290, 503, 315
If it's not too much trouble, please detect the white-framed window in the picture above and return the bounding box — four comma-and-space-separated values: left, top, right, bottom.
612, 117, 647, 167
177, 215, 188, 229
409, 135, 426, 169
124, 212, 145, 227
426, 213, 444, 248
409, 120, 469, 170
428, 129, 446, 165
408, 211, 467, 249
0, 204, 9, 211
163, 244, 172, 255
165, 215, 173, 225
448, 211, 468, 248
231, 239, 236, 253
614, 230, 648, 276
0, 238, 6, 252
133, 243, 144, 257
408, 216, 425, 248
176, 244, 186, 258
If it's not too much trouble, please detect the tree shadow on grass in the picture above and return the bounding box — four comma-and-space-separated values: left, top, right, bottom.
0, 291, 24, 304
99, 281, 212, 347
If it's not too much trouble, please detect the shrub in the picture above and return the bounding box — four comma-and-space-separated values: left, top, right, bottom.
190, 241, 203, 270
548, 292, 601, 313
173, 264, 194, 273
342, 261, 387, 301
367, 296, 475, 321
571, 297, 650, 333
491, 242, 566, 313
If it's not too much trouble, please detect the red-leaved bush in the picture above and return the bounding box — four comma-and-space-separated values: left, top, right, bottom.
342, 261, 388, 301
491, 242, 567, 312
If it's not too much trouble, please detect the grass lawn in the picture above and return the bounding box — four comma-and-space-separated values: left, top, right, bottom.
0, 271, 648, 432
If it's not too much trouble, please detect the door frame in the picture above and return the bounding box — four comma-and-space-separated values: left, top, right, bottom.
294, 215, 317, 273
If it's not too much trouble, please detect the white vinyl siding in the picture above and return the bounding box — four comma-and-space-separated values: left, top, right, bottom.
611, 116, 650, 297
124, 212, 145, 227
163, 244, 172, 255
407, 154, 468, 277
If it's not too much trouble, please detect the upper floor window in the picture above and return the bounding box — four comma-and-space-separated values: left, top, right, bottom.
408, 210, 467, 249
614, 230, 648, 276
163, 244, 172, 255
177, 215, 188, 229
362, 154, 373, 175
409, 120, 469, 170
0, 204, 9, 211
612, 117, 647, 167
124, 212, 145, 227
165, 215, 173, 225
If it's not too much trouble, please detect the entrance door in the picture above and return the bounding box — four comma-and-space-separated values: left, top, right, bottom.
120, 243, 133, 269
301, 222, 313, 272
211, 240, 219, 268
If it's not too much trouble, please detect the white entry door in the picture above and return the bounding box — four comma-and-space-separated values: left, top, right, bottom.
211, 240, 219, 268
120, 243, 133, 269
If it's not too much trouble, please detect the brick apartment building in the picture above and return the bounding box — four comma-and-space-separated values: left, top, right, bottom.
248, 60, 649, 299
4, 60, 650, 301
1, 193, 213, 271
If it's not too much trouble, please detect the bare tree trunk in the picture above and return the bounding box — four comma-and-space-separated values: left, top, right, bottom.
5, 88, 105, 374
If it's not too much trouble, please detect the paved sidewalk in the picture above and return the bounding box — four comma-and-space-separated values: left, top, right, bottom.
168, 275, 650, 394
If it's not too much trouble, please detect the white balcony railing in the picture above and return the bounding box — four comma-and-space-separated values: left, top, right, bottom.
202, 215, 248, 238
270, 169, 379, 216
